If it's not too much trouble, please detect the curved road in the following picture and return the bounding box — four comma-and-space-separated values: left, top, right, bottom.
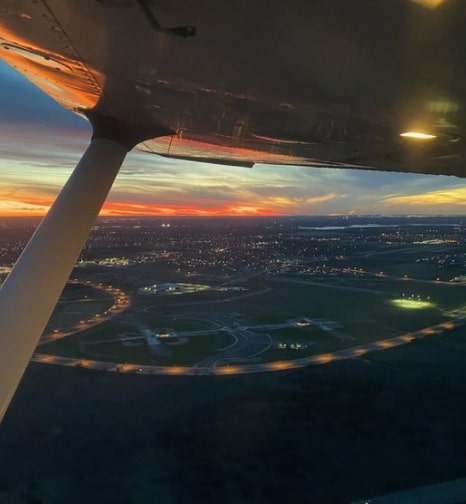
32, 317, 466, 376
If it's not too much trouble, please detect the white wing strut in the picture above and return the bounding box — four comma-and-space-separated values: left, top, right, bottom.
0, 137, 128, 421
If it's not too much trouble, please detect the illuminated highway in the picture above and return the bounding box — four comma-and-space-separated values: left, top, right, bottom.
32, 316, 466, 376
38, 281, 131, 345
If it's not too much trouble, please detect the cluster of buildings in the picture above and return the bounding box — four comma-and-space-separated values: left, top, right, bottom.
137, 282, 210, 295
3, 217, 466, 285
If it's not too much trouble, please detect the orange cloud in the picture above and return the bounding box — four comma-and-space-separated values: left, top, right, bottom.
0, 191, 54, 216
0, 199, 280, 217
100, 201, 278, 217
384, 187, 466, 207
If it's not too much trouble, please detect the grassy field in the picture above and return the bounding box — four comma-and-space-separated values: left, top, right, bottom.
81, 331, 233, 366
268, 327, 330, 341
329, 276, 466, 308
165, 333, 234, 365
41, 321, 137, 357
41, 317, 234, 366
39, 270, 466, 366
343, 320, 398, 341
84, 340, 149, 363
146, 318, 211, 332
251, 313, 295, 325
210, 278, 452, 345
46, 284, 114, 331
225, 283, 393, 324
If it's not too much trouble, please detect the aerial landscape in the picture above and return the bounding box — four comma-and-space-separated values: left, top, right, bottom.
2, 214, 466, 502
20, 215, 466, 373
2, 1, 466, 502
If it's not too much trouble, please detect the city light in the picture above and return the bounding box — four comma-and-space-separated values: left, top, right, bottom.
22, 217, 466, 377
267, 361, 296, 370
378, 340, 396, 348
215, 365, 241, 375
315, 354, 334, 364
137, 282, 210, 295
166, 366, 188, 374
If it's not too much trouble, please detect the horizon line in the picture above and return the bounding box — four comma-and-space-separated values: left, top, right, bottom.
1, 213, 466, 219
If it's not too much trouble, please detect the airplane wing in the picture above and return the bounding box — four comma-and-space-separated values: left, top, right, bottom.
0, 0, 465, 175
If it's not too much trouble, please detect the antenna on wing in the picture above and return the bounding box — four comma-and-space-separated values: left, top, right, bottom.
134, 0, 196, 38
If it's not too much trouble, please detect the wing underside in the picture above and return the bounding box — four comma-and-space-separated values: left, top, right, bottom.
0, 0, 465, 175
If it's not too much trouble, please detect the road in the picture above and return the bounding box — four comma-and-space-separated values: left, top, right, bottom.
195, 327, 272, 367
38, 281, 130, 344
34, 275, 466, 375
32, 316, 466, 376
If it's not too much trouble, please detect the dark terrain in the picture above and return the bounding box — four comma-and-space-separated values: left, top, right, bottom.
1, 329, 466, 503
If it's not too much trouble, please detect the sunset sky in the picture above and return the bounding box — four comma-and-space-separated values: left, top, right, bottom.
1, 61, 466, 217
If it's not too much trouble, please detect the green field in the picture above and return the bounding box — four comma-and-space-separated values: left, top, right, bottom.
41, 320, 136, 357
46, 284, 114, 332
165, 333, 234, 366
38, 270, 466, 367
82, 331, 232, 366
269, 327, 330, 341
146, 318, 211, 332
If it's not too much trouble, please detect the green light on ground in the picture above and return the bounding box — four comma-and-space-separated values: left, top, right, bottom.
391, 298, 435, 310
